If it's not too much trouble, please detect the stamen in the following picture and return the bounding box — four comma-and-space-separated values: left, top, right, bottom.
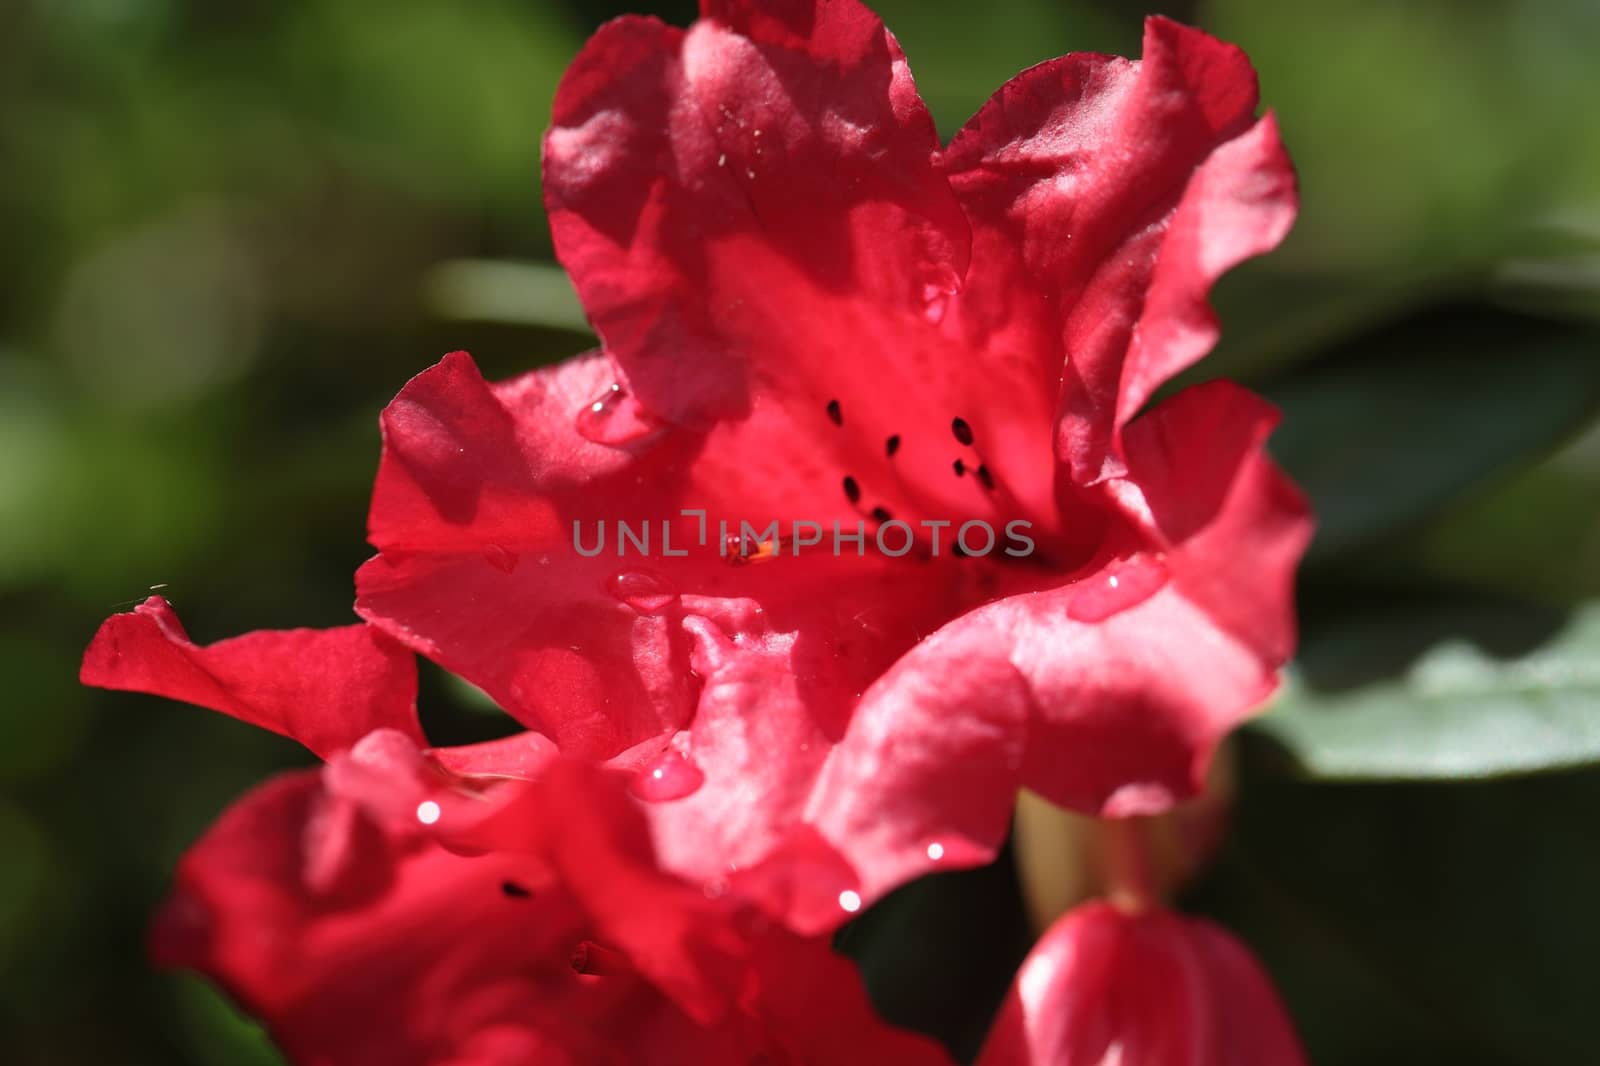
975, 464, 995, 491
952, 458, 966, 477
501, 881, 531, 899
843, 476, 862, 504
951, 417, 974, 446
826, 399, 843, 427
870, 506, 893, 523
885, 434, 900, 458
725, 532, 785, 565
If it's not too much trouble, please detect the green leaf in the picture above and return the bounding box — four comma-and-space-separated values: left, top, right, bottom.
1194, 766, 1600, 1065
1253, 600, 1600, 780
1206, 0, 1600, 276
1261, 309, 1600, 561
173, 975, 285, 1066
1414, 431, 1600, 605
421, 258, 592, 335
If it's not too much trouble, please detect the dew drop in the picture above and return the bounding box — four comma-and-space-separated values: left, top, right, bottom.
925, 841, 945, 861
920, 267, 960, 325
415, 800, 441, 825
630, 749, 706, 802
1067, 555, 1169, 623
482, 544, 519, 573
606, 568, 675, 615
576, 382, 662, 446
838, 889, 862, 913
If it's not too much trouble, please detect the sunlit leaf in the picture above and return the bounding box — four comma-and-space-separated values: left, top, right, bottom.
1254, 600, 1600, 779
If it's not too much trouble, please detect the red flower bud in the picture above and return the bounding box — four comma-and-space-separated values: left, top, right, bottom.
980, 901, 1308, 1066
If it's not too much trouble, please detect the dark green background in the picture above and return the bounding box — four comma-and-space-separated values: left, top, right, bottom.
3, 1, 1598, 1062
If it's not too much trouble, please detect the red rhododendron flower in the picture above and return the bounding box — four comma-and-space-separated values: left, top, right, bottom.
79, 2, 1318, 1055
348, 0, 1310, 928
977, 901, 1308, 1066
151, 728, 953, 1066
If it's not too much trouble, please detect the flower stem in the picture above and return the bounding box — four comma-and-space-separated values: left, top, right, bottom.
1103, 816, 1161, 914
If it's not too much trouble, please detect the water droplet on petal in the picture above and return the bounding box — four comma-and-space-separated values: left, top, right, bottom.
482, 544, 519, 573
415, 800, 441, 825
630, 749, 705, 802
838, 889, 862, 913
575, 382, 662, 446
920, 266, 960, 325
925, 841, 945, 861
1067, 555, 1169, 623
606, 568, 675, 614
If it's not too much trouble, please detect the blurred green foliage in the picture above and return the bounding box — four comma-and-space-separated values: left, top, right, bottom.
1, 0, 1597, 1063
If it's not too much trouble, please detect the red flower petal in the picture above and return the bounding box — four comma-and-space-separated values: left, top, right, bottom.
157, 740, 949, 1065
544, 3, 1071, 534
944, 17, 1297, 485
80, 596, 422, 758
976, 901, 1308, 1066
545, 3, 967, 426
152, 769, 661, 1066
358, 351, 700, 759
431, 731, 561, 780
1107, 379, 1310, 666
